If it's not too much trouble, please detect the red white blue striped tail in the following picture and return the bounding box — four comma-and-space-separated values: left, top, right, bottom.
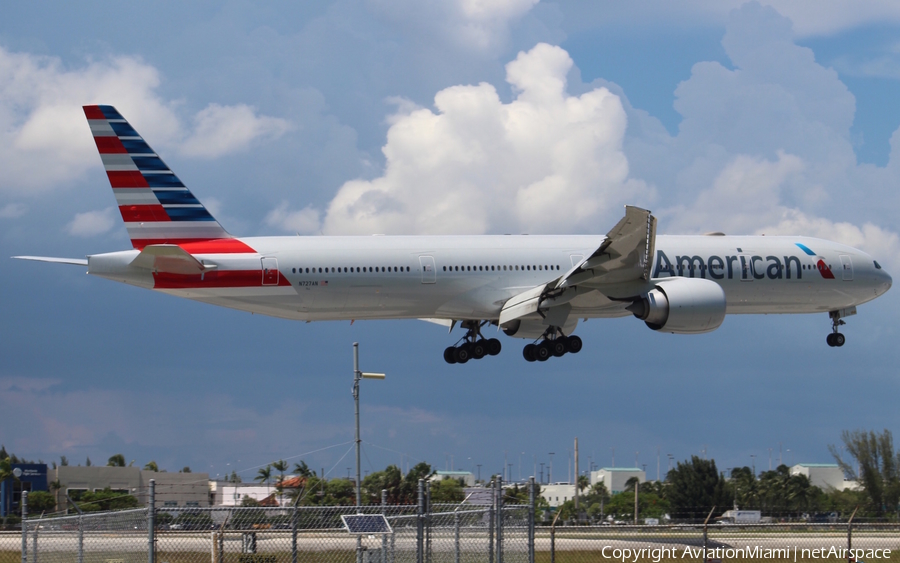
84, 105, 235, 250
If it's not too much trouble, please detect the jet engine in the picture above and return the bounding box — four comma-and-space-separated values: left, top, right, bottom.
626, 278, 726, 334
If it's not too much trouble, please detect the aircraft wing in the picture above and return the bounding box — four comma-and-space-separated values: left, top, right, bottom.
498, 206, 655, 328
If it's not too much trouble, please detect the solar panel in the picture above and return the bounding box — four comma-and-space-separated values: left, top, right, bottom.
341, 514, 392, 535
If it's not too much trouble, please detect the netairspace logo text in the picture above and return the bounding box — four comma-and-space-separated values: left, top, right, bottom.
600, 545, 891, 562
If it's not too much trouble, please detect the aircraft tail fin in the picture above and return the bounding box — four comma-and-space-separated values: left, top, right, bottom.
83, 105, 233, 250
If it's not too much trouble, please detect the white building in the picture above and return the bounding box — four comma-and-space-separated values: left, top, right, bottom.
590, 468, 646, 495
54, 467, 210, 511
429, 471, 476, 487
209, 482, 282, 506
790, 463, 845, 491
540, 483, 576, 508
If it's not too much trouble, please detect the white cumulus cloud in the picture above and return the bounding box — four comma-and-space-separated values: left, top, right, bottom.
318, 43, 652, 236
0, 46, 292, 195
180, 103, 291, 159
66, 207, 116, 237
265, 201, 322, 234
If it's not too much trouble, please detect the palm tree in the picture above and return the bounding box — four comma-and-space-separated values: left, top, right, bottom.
107, 454, 126, 467
143, 461, 159, 472
255, 465, 273, 497
272, 460, 289, 504
576, 474, 590, 493
293, 461, 314, 477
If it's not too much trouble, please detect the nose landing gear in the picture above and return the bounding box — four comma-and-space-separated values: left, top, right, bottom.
443, 321, 502, 364
826, 309, 854, 347
523, 327, 582, 362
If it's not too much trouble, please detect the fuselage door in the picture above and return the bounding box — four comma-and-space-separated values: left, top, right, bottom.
261, 257, 279, 286
840, 255, 853, 281
419, 256, 436, 284
738, 254, 753, 282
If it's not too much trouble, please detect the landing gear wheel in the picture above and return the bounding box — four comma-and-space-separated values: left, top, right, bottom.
826, 333, 835, 347
550, 339, 567, 357
523, 344, 536, 362
455, 345, 470, 364
534, 341, 552, 362
834, 333, 845, 347
566, 335, 583, 354
444, 346, 458, 364
486, 338, 502, 356
471, 341, 486, 360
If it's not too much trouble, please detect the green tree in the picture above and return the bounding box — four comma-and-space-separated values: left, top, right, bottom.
576, 474, 590, 493
144, 461, 159, 472
293, 461, 314, 478
75, 488, 139, 512
25, 491, 56, 513
604, 491, 670, 521
85, 457, 92, 467
107, 454, 126, 467
666, 456, 729, 521
830, 429, 900, 516
229, 470, 242, 483
430, 477, 465, 502
272, 460, 289, 499
180, 466, 191, 473
59, 456, 68, 467
255, 465, 273, 494
361, 465, 403, 504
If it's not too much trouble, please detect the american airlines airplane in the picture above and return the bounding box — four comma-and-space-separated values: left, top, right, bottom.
15, 106, 893, 363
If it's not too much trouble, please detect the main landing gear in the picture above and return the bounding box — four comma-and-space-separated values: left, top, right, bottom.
826, 311, 846, 348
444, 321, 502, 364
522, 327, 582, 362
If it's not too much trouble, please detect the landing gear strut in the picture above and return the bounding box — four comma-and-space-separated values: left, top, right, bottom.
826, 309, 850, 347
522, 327, 582, 362
444, 321, 502, 364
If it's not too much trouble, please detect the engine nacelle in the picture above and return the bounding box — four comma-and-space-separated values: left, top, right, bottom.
502, 317, 579, 339
627, 278, 726, 334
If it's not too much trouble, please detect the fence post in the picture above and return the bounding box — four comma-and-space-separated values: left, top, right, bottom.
550, 508, 561, 563
496, 477, 503, 563
381, 490, 388, 563
847, 506, 859, 563
417, 479, 425, 563
31, 514, 38, 563
701, 506, 715, 563
67, 492, 84, 563
148, 479, 155, 563
291, 505, 298, 563
488, 480, 494, 563
454, 510, 460, 563
426, 481, 432, 563
528, 477, 535, 563
77, 513, 83, 563
20, 491, 27, 563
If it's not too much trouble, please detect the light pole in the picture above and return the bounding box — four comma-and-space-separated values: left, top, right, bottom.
610, 447, 615, 468
750, 454, 756, 476
548, 452, 555, 483
667, 454, 673, 473
353, 342, 385, 507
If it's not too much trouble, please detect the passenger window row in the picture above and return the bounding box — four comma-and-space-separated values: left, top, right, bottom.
292, 266, 411, 274
442, 265, 560, 272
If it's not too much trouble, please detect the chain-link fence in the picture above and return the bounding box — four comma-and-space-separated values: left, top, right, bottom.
13, 482, 900, 563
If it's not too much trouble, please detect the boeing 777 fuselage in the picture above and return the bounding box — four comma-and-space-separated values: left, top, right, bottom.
15, 106, 893, 363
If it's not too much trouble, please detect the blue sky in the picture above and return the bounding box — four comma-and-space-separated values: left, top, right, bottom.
1, 1, 899, 484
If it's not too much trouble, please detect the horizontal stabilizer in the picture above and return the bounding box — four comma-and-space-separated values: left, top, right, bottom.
13, 256, 88, 266
130, 244, 216, 275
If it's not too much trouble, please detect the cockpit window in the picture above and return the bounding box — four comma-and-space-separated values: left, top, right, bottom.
874, 261, 882, 270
